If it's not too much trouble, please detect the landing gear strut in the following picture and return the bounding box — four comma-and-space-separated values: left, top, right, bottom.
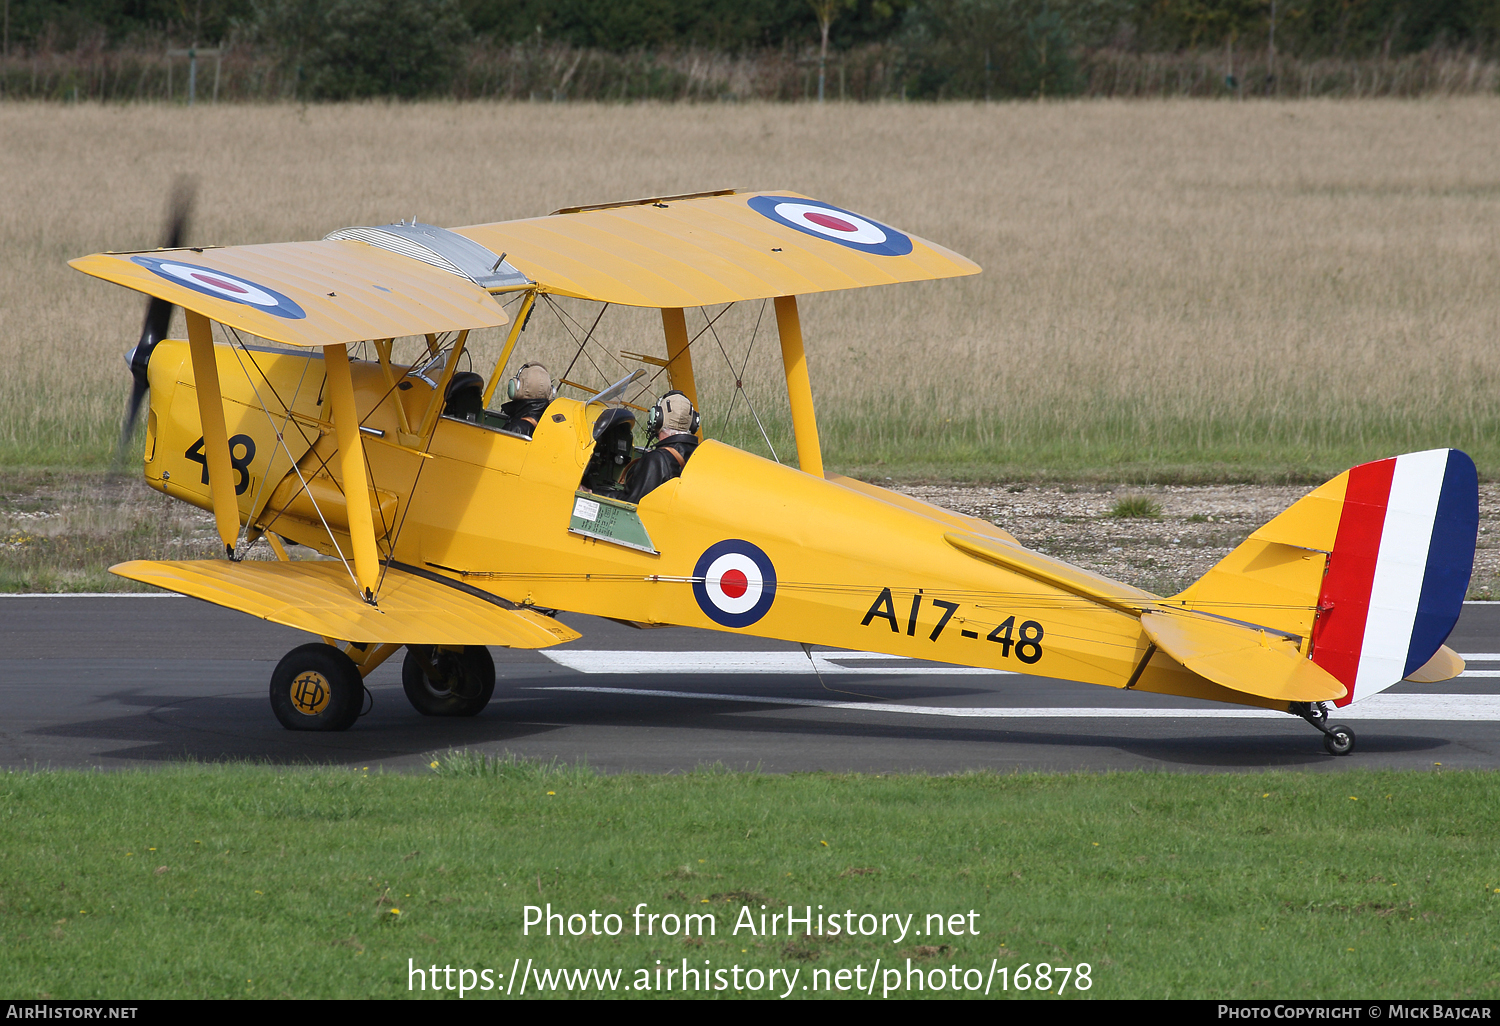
1291, 701, 1356, 756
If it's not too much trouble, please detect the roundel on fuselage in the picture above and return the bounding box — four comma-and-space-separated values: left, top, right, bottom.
692, 540, 777, 628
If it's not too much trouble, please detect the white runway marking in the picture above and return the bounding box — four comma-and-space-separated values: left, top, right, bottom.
544, 650, 1500, 684
529, 687, 1500, 721
542, 651, 1006, 676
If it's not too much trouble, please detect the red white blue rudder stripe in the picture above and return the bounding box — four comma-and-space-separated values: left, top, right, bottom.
1310, 448, 1478, 706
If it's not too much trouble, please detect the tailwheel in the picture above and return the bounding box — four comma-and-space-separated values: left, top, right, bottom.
1323, 724, 1356, 757
402, 645, 495, 717
1292, 702, 1357, 756
270, 643, 363, 731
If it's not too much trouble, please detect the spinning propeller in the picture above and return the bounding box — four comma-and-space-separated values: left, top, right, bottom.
115, 177, 196, 468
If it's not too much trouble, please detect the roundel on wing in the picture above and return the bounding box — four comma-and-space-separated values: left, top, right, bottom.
747, 195, 913, 257
131, 256, 307, 319
693, 540, 777, 628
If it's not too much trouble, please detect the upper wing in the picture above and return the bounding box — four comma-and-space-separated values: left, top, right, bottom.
69, 239, 508, 347
74, 190, 978, 330
455, 190, 981, 307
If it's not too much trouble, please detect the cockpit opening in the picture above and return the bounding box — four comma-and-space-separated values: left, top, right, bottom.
580, 406, 639, 497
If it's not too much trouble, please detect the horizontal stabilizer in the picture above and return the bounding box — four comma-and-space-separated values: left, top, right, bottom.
944, 532, 1155, 615
111, 559, 579, 648
1141, 610, 1347, 703
1403, 644, 1464, 684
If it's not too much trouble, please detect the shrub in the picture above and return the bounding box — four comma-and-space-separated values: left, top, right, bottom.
1110, 494, 1162, 518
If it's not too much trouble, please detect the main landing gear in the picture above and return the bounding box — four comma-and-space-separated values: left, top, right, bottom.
269, 643, 496, 730
1291, 701, 1356, 756
270, 643, 366, 731
401, 645, 496, 717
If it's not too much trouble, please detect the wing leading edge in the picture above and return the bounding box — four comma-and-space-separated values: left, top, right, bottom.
69, 240, 508, 348
455, 190, 981, 308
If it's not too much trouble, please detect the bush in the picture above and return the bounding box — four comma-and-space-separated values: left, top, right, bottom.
250, 0, 471, 99
1110, 494, 1162, 518
896, 0, 1119, 98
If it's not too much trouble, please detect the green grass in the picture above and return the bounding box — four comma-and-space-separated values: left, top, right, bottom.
1, 760, 1497, 999
15, 410, 1500, 485
1109, 495, 1163, 519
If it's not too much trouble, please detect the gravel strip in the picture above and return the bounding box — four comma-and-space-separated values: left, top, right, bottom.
894, 482, 1500, 599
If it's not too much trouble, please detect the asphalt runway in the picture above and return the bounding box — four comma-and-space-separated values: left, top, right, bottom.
1, 595, 1496, 773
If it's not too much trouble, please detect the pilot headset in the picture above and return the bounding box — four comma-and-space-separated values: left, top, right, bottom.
506, 362, 556, 401
647, 390, 700, 435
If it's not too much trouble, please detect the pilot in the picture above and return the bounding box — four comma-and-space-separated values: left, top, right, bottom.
620, 391, 699, 504
496, 362, 555, 437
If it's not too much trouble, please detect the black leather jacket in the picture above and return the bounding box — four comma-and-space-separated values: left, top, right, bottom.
497, 397, 551, 437
620, 433, 699, 504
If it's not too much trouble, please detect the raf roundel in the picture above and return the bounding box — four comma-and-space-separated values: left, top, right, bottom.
747, 195, 913, 257
693, 540, 777, 629
132, 256, 306, 319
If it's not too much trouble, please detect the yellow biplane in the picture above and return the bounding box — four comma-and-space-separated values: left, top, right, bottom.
73, 188, 1478, 754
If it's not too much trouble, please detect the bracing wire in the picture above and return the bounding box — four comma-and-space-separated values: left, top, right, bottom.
551, 297, 613, 391
223, 328, 361, 593
625, 303, 738, 409
702, 305, 780, 463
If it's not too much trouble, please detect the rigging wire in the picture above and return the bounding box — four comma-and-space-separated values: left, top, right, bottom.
721, 299, 767, 424
550, 297, 615, 391
222, 328, 361, 593
221, 327, 320, 547
702, 304, 780, 463
375, 333, 466, 596
223, 327, 461, 601
623, 302, 739, 410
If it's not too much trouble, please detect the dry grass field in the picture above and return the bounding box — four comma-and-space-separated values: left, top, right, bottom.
2, 98, 1499, 480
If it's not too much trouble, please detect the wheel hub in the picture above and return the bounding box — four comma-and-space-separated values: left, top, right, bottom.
290, 670, 332, 715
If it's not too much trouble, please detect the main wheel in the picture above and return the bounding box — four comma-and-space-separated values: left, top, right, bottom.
270, 643, 363, 731
1323, 724, 1356, 756
402, 645, 495, 717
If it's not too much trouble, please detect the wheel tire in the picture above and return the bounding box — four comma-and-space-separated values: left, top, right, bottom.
402, 645, 495, 717
270, 643, 363, 732
1323, 724, 1356, 756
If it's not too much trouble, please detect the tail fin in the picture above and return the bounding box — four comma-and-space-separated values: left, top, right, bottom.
1170, 449, 1477, 706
